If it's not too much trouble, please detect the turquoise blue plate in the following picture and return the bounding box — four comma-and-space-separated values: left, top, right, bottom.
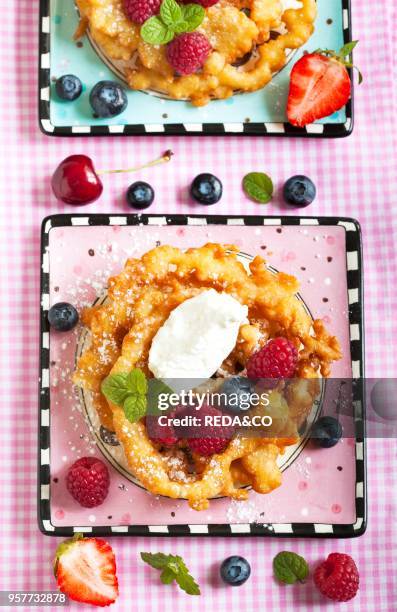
39, 0, 353, 137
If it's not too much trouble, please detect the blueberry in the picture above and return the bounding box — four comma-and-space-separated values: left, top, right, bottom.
89, 81, 128, 118
311, 416, 343, 448
219, 377, 254, 414
55, 74, 82, 101
48, 302, 79, 331
126, 181, 155, 209
220, 556, 251, 586
190, 173, 223, 205
283, 175, 316, 207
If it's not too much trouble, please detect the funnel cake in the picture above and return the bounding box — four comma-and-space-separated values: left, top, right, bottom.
75, 0, 317, 106
73, 244, 341, 510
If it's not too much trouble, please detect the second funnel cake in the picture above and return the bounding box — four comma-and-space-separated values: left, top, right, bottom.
74, 243, 341, 510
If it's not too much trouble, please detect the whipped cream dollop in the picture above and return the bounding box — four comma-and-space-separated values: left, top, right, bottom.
148, 289, 248, 379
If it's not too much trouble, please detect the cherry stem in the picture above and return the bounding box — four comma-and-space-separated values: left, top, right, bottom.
97, 150, 174, 176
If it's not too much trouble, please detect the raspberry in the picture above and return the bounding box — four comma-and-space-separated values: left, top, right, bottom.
183, 405, 235, 457
66, 457, 110, 508
246, 337, 298, 381
146, 415, 179, 446
167, 33, 211, 76
188, 437, 230, 456
123, 0, 161, 25
314, 553, 359, 602
181, 0, 219, 6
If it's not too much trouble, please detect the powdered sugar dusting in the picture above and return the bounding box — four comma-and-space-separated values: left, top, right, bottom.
226, 499, 259, 523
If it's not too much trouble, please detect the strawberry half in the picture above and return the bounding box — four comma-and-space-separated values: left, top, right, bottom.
287, 41, 362, 127
54, 534, 118, 607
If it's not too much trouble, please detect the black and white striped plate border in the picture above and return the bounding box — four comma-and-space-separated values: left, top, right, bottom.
38, 214, 366, 537
38, 0, 353, 138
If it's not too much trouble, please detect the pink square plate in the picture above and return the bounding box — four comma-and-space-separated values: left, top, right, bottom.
38, 214, 366, 537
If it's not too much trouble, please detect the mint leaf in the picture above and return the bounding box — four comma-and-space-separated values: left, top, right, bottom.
243, 172, 273, 204
127, 368, 148, 396
141, 552, 169, 569
181, 4, 205, 32
173, 20, 189, 34
101, 373, 129, 406
160, 0, 183, 27
160, 567, 176, 584
124, 394, 147, 423
175, 570, 201, 595
140, 552, 200, 595
141, 16, 174, 45
147, 378, 174, 415
173, 556, 201, 595
273, 551, 309, 585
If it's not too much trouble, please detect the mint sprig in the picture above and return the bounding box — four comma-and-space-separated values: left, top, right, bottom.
141, 0, 205, 46
243, 172, 274, 203
101, 368, 148, 423
141, 552, 200, 595
101, 370, 174, 422
273, 551, 309, 585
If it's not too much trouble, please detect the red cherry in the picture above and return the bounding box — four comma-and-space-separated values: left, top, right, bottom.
51, 155, 103, 205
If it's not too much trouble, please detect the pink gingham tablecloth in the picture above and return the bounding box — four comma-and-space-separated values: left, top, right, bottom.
0, 1, 396, 610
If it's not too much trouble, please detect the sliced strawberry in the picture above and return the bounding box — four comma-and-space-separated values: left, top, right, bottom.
287, 42, 361, 127
287, 53, 350, 127
54, 534, 118, 607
